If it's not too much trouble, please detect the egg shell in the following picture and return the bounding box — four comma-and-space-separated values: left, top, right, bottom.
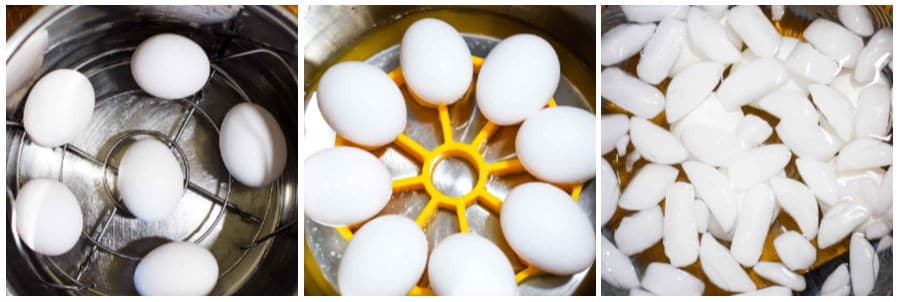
134, 242, 218, 296
219, 103, 287, 188
337, 215, 428, 295
803, 19, 864, 68
428, 233, 517, 296
501, 182, 595, 275
117, 139, 185, 221
601, 68, 665, 119
131, 33, 210, 99
601, 23, 656, 66
400, 18, 473, 105
516, 106, 595, 184
317, 61, 407, 147
14, 178, 83, 256
477, 34, 559, 125
23, 69, 95, 148
304, 147, 392, 226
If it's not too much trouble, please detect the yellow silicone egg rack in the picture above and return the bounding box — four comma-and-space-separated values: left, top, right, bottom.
332, 56, 584, 296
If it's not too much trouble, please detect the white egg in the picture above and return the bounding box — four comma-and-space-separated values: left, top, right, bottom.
23, 69, 95, 148
400, 18, 472, 106
117, 139, 185, 221
131, 33, 210, 99
14, 178, 83, 256
304, 147, 392, 226
219, 103, 287, 187
515, 106, 595, 184
428, 233, 517, 296
501, 182, 595, 275
337, 215, 427, 295
476, 34, 559, 125
317, 61, 407, 147
134, 242, 218, 296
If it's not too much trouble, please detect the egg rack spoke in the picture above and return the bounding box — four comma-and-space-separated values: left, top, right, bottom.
331, 57, 584, 295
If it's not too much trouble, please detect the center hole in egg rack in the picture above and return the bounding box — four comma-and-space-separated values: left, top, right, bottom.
331, 56, 584, 296
7, 46, 296, 295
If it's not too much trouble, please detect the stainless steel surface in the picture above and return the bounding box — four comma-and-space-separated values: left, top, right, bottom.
6, 5, 298, 295
303, 6, 596, 296
600, 5, 893, 296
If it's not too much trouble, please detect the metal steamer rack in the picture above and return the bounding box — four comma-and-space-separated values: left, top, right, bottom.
6, 6, 298, 295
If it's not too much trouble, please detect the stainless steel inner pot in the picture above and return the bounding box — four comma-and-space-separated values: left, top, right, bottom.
600, 5, 892, 296
6, 5, 298, 295
303, 5, 596, 296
